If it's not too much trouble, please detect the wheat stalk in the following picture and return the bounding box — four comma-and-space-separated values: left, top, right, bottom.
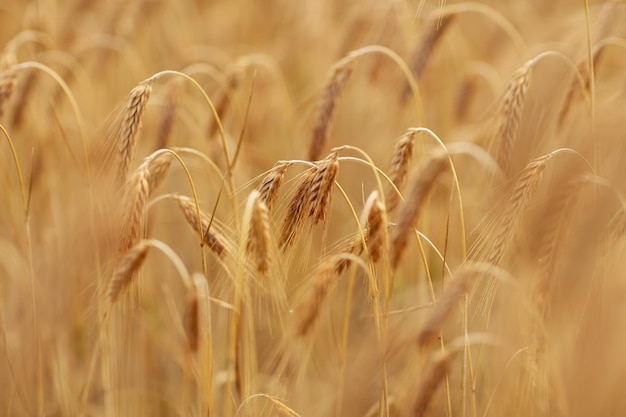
391, 152, 448, 269
308, 57, 354, 161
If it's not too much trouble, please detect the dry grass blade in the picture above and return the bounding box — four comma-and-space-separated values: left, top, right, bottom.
257, 161, 291, 211
247, 191, 272, 273
391, 152, 448, 269
118, 83, 152, 183
279, 166, 317, 250
308, 149, 340, 224
176, 197, 227, 258
401, 15, 455, 101
417, 273, 470, 350
385, 131, 417, 212
108, 240, 151, 303
495, 63, 532, 174
308, 57, 354, 161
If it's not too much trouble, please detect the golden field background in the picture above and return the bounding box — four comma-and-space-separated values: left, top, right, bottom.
1, 0, 626, 416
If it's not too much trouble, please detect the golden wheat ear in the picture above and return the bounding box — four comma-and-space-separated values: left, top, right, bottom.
176, 196, 228, 258
257, 161, 291, 212
108, 240, 151, 304
0, 69, 17, 119
117, 83, 152, 184
385, 130, 417, 213
308, 57, 354, 161
391, 151, 448, 269
246, 190, 272, 274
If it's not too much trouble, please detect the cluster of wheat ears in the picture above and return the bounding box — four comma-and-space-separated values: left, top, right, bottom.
2, 0, 626, 416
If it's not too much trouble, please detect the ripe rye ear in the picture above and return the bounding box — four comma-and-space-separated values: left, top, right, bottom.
118, 83, 152, 184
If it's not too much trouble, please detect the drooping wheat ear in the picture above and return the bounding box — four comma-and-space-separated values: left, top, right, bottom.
176, 197, 227, 258
279, 166, 317, 250
487, 153, 552, 268
385, 130, 417, 212
155, 79, 182, 150
401, 14, 455, 102
412, 351, 455, 417
417, 272, 469, 350
365, 192, 387, 263
494, 63, 532, 174
391, 152, 448, 269
118, 83, 152, 184
246, 191, 272, 274
118, 163, 150, 253
558, 45, 604, 128
144, 153, 172, 195
0, 70, 17, 119
455, 72, 479, 122
334, 236, 365, 276
296, 258, 342, 338
308, 57, 354, 161
308, 149, 340, 224
257, 161, 291, 211
184, 284, 200, 353
108, 240, 151, 304
208, 72, 239, 139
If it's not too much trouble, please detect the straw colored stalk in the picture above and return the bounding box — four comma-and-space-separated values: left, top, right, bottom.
308, 57, 354, 161
385, 130, 417, 212
118, 83, 152, 183
176, 197, 227, 258
390, 152, 448, 269
494, 63, 532, 174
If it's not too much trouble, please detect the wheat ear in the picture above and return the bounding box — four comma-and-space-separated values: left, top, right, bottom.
0, 70, 16, 119
257, 161, 291, 211
412, 351, 455, 417
308, 149, 340, 224
155, 79, 182, 150
494, 63, 532, 174
118, 83, 152, 183
108, 240, 151, 303
308, 57, 354, 161
365, 191, 387, 263
279, 166, 317, 250
118, 162, 150, 253
391, 152, 448, 269
176, 197, 227, 258
246, 191, 272, 273
385, 131, 417, 212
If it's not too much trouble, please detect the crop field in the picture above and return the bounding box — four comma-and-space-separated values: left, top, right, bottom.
1, 0, 626, 416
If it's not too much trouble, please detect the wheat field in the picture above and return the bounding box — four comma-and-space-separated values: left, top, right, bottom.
1, 0, 626, 416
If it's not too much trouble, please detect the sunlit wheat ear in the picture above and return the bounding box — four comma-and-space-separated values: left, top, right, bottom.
279, 166, 317, 250
558, 45, 603, 128
118, 163, 150, 253
308, 57, 354, 161
385, 130, 417, 212
391, 152, 448, 269
401, 14, 455, 101
257, 161, 291, 211
145, 153, 172, 195
246, 191, 272, 274
118, 83, 152, 184
488, 153, 552, 268
176, 197, 227, 258
184, 283, 200, 353
412, 351, 455, 417
308, 149, 340, 224
365, 192, 387, 263
417, 272, 469, 350
108, 240, 151, 304
0, 70, 16, 119
494, 63, 532, 174
296, 258, 342, 338
156, 79, 182, 150
335, 237, 365, 276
